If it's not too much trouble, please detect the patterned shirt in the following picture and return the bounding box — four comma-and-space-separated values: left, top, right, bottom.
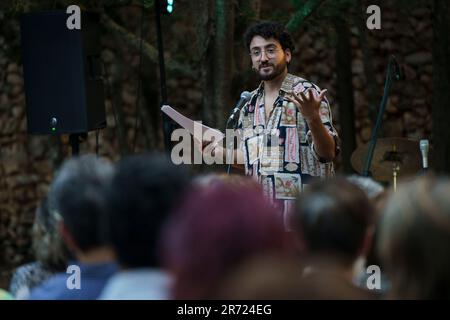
238, 73, 339, 228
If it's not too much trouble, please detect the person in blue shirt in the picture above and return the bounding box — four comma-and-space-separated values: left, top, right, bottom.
29, 155, 118, 300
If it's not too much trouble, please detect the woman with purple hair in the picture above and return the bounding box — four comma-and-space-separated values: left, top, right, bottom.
161, 175, 292, 299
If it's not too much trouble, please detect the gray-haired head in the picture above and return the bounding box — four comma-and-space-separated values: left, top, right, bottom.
48, 154, 114, 252
32, 196, 70, 270
378, 175, 450, 299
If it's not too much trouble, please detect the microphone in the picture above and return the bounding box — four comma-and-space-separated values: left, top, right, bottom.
228, 91, 252, 122
225, 91, 251, 175
420, 139, 429, 171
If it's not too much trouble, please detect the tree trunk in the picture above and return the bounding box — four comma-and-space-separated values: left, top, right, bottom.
431, 0, 450, 173
355, 0, 378, 125
334, 17, 356, 174
213, 0, 234, 129
100, 13, 195, 77
190, 0, 215, 127
113, 81, 130, 155
140, 55, 160, 151
286, 0, 326, 33
190, 0, 234, 130
251, 0, 262, 20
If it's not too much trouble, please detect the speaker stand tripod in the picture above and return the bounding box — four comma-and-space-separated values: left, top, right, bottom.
69, 133, 87, 156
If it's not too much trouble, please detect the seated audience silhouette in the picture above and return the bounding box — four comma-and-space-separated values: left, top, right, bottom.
100, 154, 190, 300
378, 175, 450, 299
10, 196, 70, 299
291, 177, 379, 299
29, 155, 117, 300
161, 175, 290, 299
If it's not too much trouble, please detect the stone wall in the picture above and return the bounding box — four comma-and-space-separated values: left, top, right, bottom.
292, 2, 432, 146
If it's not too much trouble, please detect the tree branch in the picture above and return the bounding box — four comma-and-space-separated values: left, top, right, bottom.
100, 13, 197, 77
286, 0, 327, 32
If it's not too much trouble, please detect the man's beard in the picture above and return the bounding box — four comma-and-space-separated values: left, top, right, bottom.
256, 60, 287, 81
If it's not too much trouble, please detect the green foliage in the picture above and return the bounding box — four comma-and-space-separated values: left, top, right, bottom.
394, 0, 431, 9
286, 0, 357, 33
235, 0, 257, 24
286, 0, 323, 32
269, 9, 291, 26
140, 0, 154, 9
11, 0, 32, 12
0, 0, 156, 12
393, 0, 432, 15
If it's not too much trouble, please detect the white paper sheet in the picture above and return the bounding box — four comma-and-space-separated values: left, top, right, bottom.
161, 105, 225, 142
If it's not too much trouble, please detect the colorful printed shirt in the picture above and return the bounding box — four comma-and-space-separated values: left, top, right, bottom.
238, 73, 339, 229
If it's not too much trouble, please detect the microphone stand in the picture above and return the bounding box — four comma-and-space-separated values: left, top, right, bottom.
224, 92, 250, 174
69, 133, 87, 157
225, 116, 240, 175
362, 55, 400, 177
154, 0, 172, 153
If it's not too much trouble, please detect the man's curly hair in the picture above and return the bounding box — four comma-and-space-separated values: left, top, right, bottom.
244, 21, 295, 53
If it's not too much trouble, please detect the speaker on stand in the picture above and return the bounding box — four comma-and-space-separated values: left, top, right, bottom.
20, 10, 106, 156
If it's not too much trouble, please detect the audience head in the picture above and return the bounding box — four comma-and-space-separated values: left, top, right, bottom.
346, 175, 384, 201
106, 153, 190, 269
162, 175, 288, 299
49, 154, 113, 255
217, 254, 304, 299
192, 173, 262, 190
378, 175, 450, 299
292, 177, 374, 265
347, 175, 388, 268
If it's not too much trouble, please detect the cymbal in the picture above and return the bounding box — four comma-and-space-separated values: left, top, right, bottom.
351, 138, 422, 182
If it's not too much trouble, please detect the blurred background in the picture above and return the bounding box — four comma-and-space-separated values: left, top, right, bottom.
0, 0, 447, 288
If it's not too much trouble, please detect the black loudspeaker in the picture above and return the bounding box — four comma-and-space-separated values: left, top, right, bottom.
21, 10, 106, 134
